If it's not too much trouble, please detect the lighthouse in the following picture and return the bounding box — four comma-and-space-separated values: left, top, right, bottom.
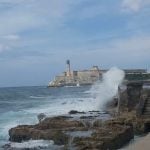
66, 59, 71, 77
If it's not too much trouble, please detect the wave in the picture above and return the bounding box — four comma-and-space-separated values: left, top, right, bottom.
0, 96, 97, 141
29, 96, 48, 99
0, 110, 38, 142
8, 140, 63, 149
0, 87, 98, 148
25, 97, 98, 116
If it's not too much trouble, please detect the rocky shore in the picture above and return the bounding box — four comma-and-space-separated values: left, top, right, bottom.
4, 110, 150, 150
5, 82, 150, 150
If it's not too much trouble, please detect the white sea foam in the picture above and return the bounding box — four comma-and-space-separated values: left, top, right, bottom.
25, 97, 97, 116
30, 96, 47, 99
0, 97, 96, 142
7, 140, 64, 150
0, 110, 38, 141
90, 67, 125, 110
0, 71, 124, 147
10, 140, 54, 148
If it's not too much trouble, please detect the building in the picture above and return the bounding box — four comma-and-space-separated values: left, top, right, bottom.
48, 60, 149, 87
48, 60, 102, 87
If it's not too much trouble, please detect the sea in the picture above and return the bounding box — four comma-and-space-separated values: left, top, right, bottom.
0, 85, 100, 149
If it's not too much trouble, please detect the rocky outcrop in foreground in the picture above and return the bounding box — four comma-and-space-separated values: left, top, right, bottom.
7, 111, 143, 150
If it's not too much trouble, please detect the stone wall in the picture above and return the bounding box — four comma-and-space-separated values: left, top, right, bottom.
118, 83, 143, 113
49, 68, 102, 86
77, 70, 100, 84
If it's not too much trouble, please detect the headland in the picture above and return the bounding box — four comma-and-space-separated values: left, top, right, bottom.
48, 60, 150, 87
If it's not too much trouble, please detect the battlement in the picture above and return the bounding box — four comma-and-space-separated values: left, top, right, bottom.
48, 60, 150, 87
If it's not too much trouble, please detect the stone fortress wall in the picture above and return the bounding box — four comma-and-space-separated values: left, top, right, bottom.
48, 60, 149, 87
49, 60, 104, 87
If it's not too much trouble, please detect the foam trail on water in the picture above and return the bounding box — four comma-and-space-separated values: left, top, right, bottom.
90, 67, 125, 110
10, 140, 54, 149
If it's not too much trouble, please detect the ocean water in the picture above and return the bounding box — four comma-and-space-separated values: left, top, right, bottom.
0, 86, 100, 149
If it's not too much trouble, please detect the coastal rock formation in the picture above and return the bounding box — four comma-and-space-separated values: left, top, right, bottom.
9, 116, 84, 145
9, 112, 135, 150
105, 112, 150, 134
70, 123, 133, 150
69, 110, 85, 114
37, 113, 46, 123
8, 83, 150, 150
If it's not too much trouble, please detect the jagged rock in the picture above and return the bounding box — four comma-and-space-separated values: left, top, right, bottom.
8, 114, 135, 150
93, 119, 103, 127
37, 113, 46, 123
89, 111, 100, 113
36, 116, 84, 130
72, 124, 133, 150
104, 112, 150, 135
69, 110, 85, 114
80, 116, 98, 119
9, 116, 84, 144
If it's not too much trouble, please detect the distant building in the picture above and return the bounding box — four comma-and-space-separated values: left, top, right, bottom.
48, 60, 102, 87
48, 60, 149, 87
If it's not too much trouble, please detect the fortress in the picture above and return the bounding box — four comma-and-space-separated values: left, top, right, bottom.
48, 60, 149, 87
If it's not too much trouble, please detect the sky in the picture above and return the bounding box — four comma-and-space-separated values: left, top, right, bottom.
0, 0, 150, 87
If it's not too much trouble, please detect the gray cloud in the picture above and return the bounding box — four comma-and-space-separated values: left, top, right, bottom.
122, 0, 150, 12
0, 0, 150, 87
0, 0, 76, 54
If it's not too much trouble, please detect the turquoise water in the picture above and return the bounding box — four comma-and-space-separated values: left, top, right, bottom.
0, 86, 98, 149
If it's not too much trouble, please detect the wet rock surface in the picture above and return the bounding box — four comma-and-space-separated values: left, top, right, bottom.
69, 110, 85, 115
7, 111, 138, 150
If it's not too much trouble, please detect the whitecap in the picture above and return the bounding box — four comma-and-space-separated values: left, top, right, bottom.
10, 140, 54, 149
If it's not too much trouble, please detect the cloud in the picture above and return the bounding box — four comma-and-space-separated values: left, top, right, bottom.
70, 35, 150, 69
0, 0, 79, 35
72, 4, 107, 19
0, 0, 81, 36
0, 0, 150, 87
122, 0, 150, 12
110, 36, 150, 58
87, 35, 150, 59
107, 35, 150, 68
122, 0, 142, 12
0, 34, 20, 53
0, 0, 76, 53
2, 35, 20, 40
0, 43, 9, 52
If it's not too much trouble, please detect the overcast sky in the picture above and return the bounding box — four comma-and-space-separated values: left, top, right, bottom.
0, 0, 150, 87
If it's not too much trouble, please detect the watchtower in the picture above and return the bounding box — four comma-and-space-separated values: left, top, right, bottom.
66, 60, 71, 77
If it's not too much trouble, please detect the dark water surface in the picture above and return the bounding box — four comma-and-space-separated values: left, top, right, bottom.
0, 86, 96, 149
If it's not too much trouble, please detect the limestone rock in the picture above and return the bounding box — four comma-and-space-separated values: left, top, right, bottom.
9, 114, 135, 150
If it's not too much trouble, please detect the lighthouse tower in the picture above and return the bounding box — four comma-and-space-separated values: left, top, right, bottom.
66, 60, 71, 77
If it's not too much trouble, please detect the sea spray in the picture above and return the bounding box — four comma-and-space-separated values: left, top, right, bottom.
4, 140, 64, 149
90, 67, 125, 110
